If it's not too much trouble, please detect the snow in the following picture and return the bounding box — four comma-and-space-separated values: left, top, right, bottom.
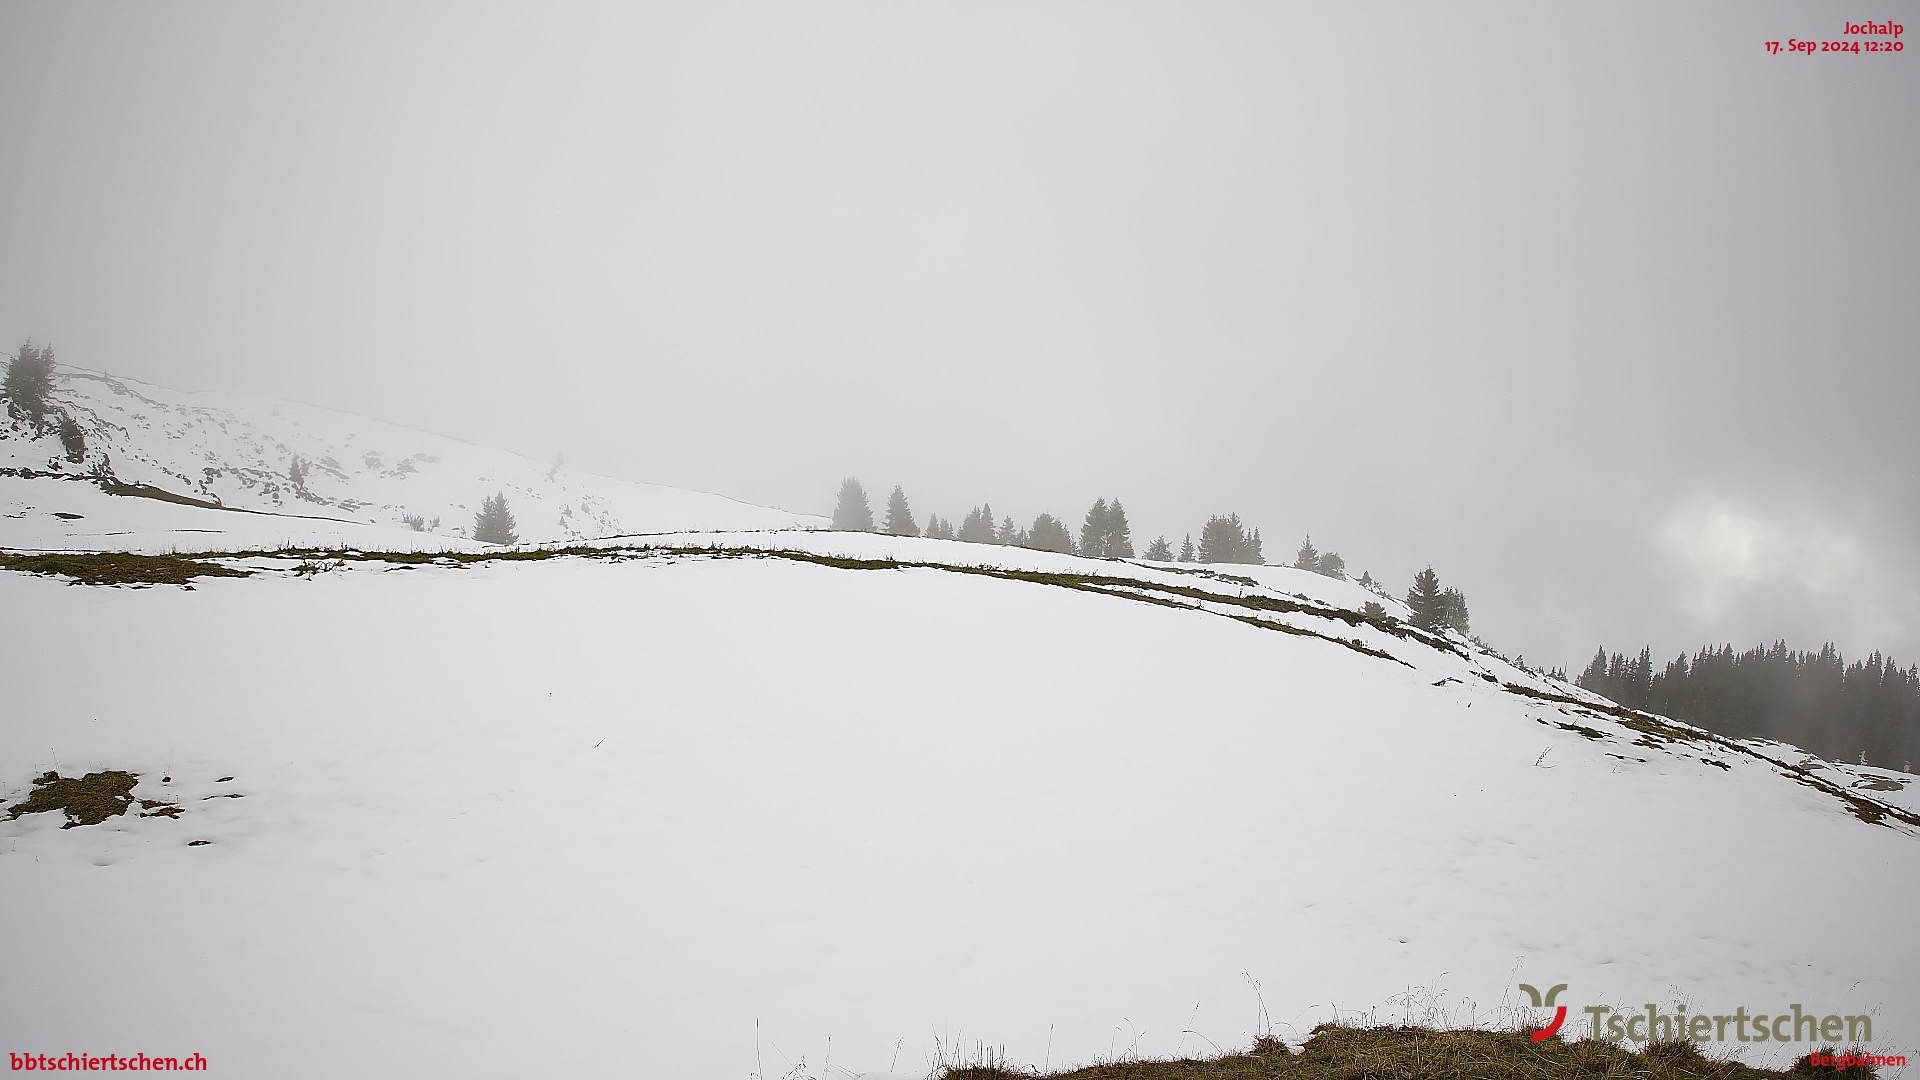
1, 368, 824, 549
0, 475, 492, 554
3, 536, 1914, 1079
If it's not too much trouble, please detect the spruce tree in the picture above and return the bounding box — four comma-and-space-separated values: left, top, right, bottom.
1630, 647, 1653, 709
3, 340, 56, 426
1105, 499, 1134, 559
1198, 513, 1254, 564
957, 505, 997, 544
980, 503, 1000, 543
1406, 567, 1443, 629
1315, 551, 1346, 579
57, 414, 86, 463
832, 477, 875, 532
997, 515, 1020, 545
1143, 537, 1173, 561
882, 485, 918, 536
1578, 648, 1609, 690
1435, 587, 1469, 634
1293, 534, 1319, 571
1079, 499, 1111, 557
472, 492, 519, 545
1178, 534, 1195, 562
1026, 513, 1074, 554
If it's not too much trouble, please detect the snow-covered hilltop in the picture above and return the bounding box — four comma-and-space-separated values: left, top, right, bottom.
0, 367, 822, 551
1, 530, 1915, 1079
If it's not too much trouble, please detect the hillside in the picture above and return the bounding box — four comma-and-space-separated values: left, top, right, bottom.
1, 367, 822, 551
2, 531, 1913, 1079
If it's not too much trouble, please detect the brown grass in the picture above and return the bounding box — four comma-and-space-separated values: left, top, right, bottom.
941, 1026, 1880, 1080
0, 552, 251, 586
5, 770, 141, 827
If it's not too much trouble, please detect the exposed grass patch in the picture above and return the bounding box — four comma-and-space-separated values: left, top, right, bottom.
943, 1025, 1876, 1080
98, 479, 227, 510
6, 770, 140, 828
1618, 714, 1695, 744
0, 552, 252, 586
137, 798, 184, 819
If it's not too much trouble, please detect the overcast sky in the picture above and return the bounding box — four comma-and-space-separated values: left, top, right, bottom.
3, 0, 1914, 671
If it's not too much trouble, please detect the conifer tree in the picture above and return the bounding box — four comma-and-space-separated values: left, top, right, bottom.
1105, 499, 1134, 559
1293, 534, 1319, 571
1579, 648, 1609, 688
1247, 528, 1264, 565
1178, 534, 1195, 562
1198, 513, 1258, 564
832, 477, 875, 532
3, 340, 56, 426
1406, 567, 1443, 629
882, 485, 918, 536
472, 492, 519, 545
1434, 586, 1470, 634
1143, 537, 1173, 561
57, 414, 86, 463
997, 515, 1021, 546
1079, 499, 1110, 557
957, 505, 997, 544
1315, 551, 1346, 579
1076, 497, 1139, 558
1026, 513, 1074, 554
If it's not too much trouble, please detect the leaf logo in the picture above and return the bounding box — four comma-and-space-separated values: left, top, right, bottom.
1520, 983, 1568, 1042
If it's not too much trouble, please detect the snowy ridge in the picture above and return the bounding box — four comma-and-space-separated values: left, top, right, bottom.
0, 367, 823, 550
2, 531, 1914, 1079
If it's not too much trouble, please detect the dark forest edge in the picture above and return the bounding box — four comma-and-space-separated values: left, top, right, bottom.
1577, 643, 1917, 774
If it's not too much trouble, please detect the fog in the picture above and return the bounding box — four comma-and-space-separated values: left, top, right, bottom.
3, 0, 1914, 671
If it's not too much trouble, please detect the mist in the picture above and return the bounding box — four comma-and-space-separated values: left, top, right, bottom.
3, 0, 1914, 671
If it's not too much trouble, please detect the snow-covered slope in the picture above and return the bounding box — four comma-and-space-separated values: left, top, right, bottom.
2, 532, 1912, 1079
0, 367, 822, 550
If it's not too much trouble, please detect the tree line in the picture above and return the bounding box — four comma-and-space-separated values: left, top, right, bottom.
1578, 641, 1919, 770
831, 477, 1472, 634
